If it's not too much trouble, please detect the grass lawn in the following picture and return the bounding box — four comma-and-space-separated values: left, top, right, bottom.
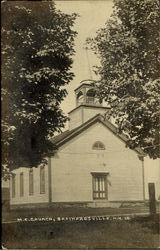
2, 205, 159, 249
2, 218, 159, 249
3, 205, 150, 222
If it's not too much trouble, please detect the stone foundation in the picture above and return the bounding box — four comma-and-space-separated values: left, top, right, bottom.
10, 200, 148, 210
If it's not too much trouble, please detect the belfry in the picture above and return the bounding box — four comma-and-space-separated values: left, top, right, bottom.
68, 79, 108, 130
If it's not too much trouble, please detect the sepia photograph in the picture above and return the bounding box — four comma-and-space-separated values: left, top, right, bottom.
2, 0, 160, 249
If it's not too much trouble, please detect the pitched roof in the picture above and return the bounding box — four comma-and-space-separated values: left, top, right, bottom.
52, 114, 144, 156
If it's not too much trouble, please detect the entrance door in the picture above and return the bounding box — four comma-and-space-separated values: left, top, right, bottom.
91, 173, 108, 200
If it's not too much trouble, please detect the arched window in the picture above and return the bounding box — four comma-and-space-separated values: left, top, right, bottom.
29, 168, 34, 195
92, 141, 105, 150
40, 166, 45, 194
20, 172, 24, 197
86, 88, 96, 104
12, 174, 16, 198
77, 91, 84, 106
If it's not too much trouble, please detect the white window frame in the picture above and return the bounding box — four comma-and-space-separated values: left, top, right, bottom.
40, 166, 45, 194
29, 168, 34, 195
20, 172, 24, 197
91, 172, 108, 200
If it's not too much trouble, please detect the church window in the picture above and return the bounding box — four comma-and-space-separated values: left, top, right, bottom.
91, 172, 108, 200
12, 174, 16, 198
29, 169, 34, 195
20, 172, 24, 197
40, 166, 45, 194
77, 91, 84, 105
86, 88, 96, 104
92, 141, 105, 150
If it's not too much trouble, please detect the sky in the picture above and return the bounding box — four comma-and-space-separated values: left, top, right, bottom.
55, 0, 114, 116
3, 1, 114, 188
3, 1, 159, 197
55, 1, 160, 199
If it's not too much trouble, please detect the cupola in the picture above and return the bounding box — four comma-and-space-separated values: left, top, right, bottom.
68, 80, 109, 130
75, 80, 102, 107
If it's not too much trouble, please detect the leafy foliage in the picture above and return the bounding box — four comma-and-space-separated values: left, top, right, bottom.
87, 0, 160, 158
2, 1, 77, 177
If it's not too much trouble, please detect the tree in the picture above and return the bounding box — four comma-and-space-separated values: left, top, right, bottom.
87, 0, 160, 159
2, 1, 77, 177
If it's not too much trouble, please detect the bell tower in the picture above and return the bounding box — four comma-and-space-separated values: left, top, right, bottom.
75, 80, 102, 107
68, 80, 109, 130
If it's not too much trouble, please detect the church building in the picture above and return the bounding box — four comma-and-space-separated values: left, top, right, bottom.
10, 80, 146, 208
